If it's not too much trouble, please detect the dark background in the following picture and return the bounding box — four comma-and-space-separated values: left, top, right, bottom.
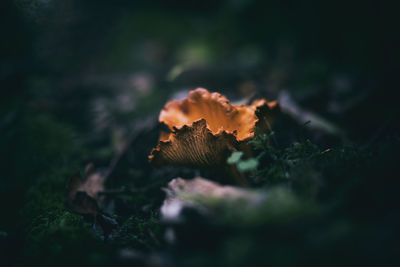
2, 0, 398, 139
1, 0, 398, 266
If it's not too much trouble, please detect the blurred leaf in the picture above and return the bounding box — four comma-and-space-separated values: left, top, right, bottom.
237, 158, 259, 172
227, 151, 244, 164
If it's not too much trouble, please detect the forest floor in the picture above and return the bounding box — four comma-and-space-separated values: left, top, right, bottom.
1, 1, 399, 267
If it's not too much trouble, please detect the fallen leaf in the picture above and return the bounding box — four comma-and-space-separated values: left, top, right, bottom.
66, 163, 117, 238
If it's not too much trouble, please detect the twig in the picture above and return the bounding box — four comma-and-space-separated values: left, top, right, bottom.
278, 90, 346, 138
148, 228, 161, 247
103, 114, 158, 181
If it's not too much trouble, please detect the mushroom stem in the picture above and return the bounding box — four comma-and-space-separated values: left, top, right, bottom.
223, 164, 249, 186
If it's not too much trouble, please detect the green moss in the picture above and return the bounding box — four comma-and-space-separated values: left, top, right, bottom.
22, 210, 112, 267
110, 213, 161, 250
6, 114, 109, 266
10, 112, 164, 266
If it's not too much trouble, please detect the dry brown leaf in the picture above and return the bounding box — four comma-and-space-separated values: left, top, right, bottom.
161, 177, 263, 222
66, 163, 105, 216
66, 163, 117, 238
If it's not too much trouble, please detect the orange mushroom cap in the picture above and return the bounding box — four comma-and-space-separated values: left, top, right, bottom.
149, 88, 280, 168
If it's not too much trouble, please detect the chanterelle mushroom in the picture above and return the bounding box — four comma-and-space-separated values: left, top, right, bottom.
149, 88, 280, 184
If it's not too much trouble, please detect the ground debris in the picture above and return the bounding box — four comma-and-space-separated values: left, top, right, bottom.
66, 163, 117, 239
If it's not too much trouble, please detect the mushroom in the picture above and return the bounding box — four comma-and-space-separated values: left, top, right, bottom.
149, 88, 280, 185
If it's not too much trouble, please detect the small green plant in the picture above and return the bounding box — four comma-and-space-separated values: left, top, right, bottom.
227, 151, 259, 172
228, 131, 322, 187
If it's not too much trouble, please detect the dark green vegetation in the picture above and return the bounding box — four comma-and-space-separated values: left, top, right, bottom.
1, 110, 398, 266
174, 136, 400, 267
1, 0, 398, 266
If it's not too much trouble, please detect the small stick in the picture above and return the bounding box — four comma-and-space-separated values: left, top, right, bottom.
103, 114, 157, 181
